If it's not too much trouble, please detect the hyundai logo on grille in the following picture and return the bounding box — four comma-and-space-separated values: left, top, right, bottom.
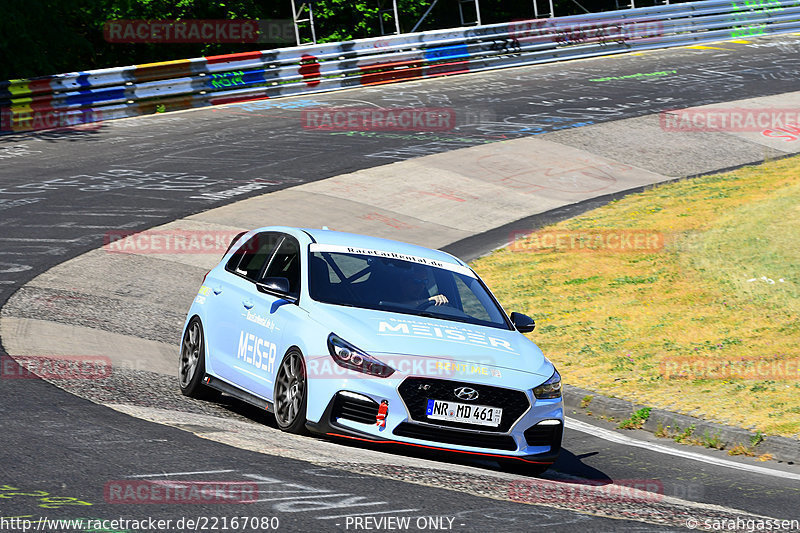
453, 386, 479, 401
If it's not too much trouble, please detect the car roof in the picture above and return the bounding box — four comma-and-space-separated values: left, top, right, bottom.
301, 227, 467, 268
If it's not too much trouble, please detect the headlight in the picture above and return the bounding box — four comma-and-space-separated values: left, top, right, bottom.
533, 369, 562, 399
327, 333, 395, 378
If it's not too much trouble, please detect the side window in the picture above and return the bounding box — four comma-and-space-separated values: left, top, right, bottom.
226, 232, 281, 281
261, 236, 301, 296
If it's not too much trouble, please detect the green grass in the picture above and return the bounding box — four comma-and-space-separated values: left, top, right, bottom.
472, 155, 800, 437
618, 407, 652, 429
683, 181, 800, 317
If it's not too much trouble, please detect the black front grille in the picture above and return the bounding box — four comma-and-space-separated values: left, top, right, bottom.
393, 422, 517, 451
398, 377, 529, 432
331, 392, 379, 425
524, 423, 563, 451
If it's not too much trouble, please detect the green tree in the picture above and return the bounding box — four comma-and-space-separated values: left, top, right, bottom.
0, 0, 690, 80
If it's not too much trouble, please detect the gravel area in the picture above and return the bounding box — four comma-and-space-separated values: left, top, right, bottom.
22, 360, 269, 425
4, 286, 185, 344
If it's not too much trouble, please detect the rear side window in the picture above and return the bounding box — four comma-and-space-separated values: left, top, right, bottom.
261, 236, 301, 297
226, 232, 281, 281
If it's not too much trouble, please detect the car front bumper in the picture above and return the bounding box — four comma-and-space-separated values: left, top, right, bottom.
305, 371, 563, 464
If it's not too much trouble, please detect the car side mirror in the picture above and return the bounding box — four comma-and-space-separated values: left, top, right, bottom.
257, 277, 296, 302
510, 312, 535, 333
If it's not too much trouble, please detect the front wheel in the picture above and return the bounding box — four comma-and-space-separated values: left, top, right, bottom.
273, 349, 308, 434
179, 317, 218, 400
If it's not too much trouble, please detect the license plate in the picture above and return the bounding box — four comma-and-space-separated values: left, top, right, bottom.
425, 399, 502, 427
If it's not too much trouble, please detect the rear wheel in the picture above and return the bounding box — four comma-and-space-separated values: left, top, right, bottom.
179, 318, 218, 400
274, 349, 308, 434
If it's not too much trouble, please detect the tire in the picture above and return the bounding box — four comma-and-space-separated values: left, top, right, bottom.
179, 317, 219, 400
273, 349, 308, 434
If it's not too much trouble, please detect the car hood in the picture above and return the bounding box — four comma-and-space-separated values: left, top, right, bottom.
308, 303, 552, 379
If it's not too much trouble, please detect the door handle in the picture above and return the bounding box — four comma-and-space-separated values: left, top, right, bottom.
242, 299, 254, 309
213, 286, 223, 295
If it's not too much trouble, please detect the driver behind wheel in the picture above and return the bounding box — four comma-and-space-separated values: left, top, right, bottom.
400, 263, 449, 307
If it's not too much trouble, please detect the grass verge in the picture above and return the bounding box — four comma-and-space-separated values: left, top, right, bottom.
471, 155, 800, 437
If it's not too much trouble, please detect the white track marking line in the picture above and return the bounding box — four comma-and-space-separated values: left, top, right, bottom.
125, 469, 235, 478
317, 509, 422, 520
44, 212, 165, 217
253, 493, 352, 503
566, 417, 800, 481
0, 238, 82, 242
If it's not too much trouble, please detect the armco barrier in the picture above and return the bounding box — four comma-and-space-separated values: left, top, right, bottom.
2, 0, 799, 133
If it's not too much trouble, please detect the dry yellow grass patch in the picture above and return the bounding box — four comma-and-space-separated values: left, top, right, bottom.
472, 155, 800, 437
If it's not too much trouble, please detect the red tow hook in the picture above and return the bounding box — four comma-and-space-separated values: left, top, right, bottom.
376, 400, 389, 428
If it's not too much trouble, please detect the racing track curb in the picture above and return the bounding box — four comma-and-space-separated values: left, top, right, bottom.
562, 384, 800, 464
4, 54, 800, 468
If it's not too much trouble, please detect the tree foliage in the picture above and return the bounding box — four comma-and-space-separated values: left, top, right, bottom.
1, 0, 679, 80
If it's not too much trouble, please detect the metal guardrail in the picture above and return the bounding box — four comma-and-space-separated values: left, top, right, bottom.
2, 0, 798, 133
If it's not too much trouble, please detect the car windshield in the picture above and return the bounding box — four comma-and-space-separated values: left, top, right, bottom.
309, 249, 511, 330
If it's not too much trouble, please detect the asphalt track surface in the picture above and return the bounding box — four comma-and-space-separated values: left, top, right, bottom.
1, 35, 800, 532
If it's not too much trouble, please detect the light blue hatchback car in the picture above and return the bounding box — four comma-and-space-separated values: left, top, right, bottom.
179, 226, 563, 473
